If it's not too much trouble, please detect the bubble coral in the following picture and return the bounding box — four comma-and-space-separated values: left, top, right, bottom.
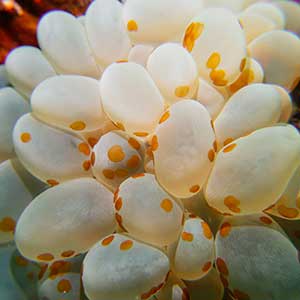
1, 0, 300, 299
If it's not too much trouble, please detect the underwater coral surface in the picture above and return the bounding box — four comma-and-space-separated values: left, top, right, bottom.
1, 1, 300, 300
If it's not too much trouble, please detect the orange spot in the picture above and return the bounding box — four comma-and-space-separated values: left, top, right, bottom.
108, 145, 125, 162
213, 140, 218, 152
127, 155, 140, 169
207, 52, 221, 69
115, 213, 126, 231
175, 86, 190, 98
83, 160, 91, 171
38, 264, 48, 280
132, 173, 145, 179
115, 197, 123, 211
210, 69, 225, 81
220, 274, 229, 288
57, 278, 72, 293
101, 235, 115, 246
37, 253, 54, 262
15, 256, 28, 267
88, 137, 99, 148
116, 59, 128, 63
128, 138, 140, 150
134, 132, 148, 137
182, 231, 194, 242
0, 217, 16, 232
260, 216, 273, 225
120, 240, 133, 251
20, 132, 31, 143
113, 187, 119, 203
183, 22, 204, 52
49, 261, 71, 278
115, 168, 129, 178
240, 58, 247, 72
201, 221, 213, 239
223, 138, 234, 146
70, 121, 86, 131
208, 149, 215, 162
102, 169, 115, 180
127, 20, 138, 31
202, 261, 212, 272
220, 222, 232, 237
216, 257, 229, 276
91, 152, 95, 166
141, 282, 165, 300
233, 289, 250, 300
61, 250, 75, 258
116, 122, 125, 131
78, 143, 90, 156
159, 111, 170, 124
151, 135, 159, 151
46, 179, 59, 186
160, 199, 173, 212
278, 205, 299, 219
224, 195, 241, 213
229, 68, 254, 93
189, 185, 200, 193
223, 143, 237, 153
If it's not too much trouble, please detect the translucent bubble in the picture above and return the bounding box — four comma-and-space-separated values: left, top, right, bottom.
85, 0, 132, 67
31, 75, 106, 133
13, 113, 93, 183
274, 1, 300, 36
128, 44, 154, 67
82, 233, 170, 300
185, 268, 224, 300
215, 218, 300, 300
123, 0, 204, 44
169, 216, 214, 280
203, 0, 246, 13
205, 126, 300, 215
0, 87, 29, 162
274, 85, 293, 123
5, 46, 56, 98
155, 272, 188, 300
11, 158, 47, 198
37, 11, 101, 78
182, 191, 223, 235
182, 8, 246, 85
243, 2, 285, 29
15, 178, 115, 262
214, 83, 282, 149
100, 62, 164, 136
39, 272, 81, 300
10, 249, 41, 299
154, 100, 215, 198
0, 160, 32, 244
196, 78, 226, 120
0, 64, 9, 88
116, 173, 183, 246
92, 131, 144, 191
239, 12, 276, 44
267, 165, 300, 220
249, 30, 300, 91
147, 43, 198, 105
1, 245, 31, 299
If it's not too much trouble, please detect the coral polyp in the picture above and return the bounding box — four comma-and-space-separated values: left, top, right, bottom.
1, 0, 300, 300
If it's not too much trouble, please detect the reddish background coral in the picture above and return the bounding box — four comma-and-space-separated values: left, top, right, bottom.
0, 0, 92, 64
